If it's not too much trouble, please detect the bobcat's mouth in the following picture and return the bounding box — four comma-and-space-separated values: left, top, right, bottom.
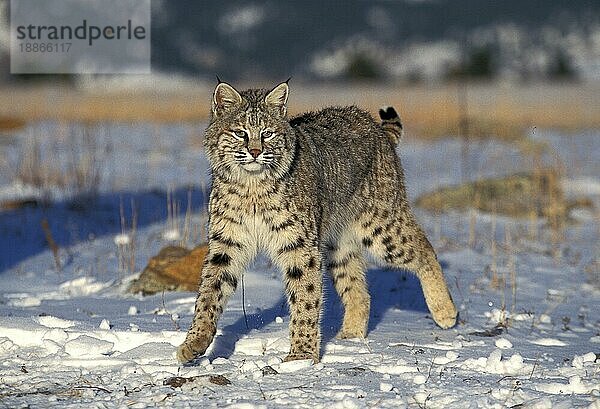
242, 162, 263, 172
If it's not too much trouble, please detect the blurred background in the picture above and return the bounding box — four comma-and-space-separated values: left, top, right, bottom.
3, 0, 600, 82
1, 0, 600, 132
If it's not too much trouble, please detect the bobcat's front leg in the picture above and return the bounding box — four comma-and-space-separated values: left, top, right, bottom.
273, 236, 323, 363
177, 223, 252, 363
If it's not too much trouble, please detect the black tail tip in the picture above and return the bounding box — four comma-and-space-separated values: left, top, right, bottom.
379, 106, 398, 121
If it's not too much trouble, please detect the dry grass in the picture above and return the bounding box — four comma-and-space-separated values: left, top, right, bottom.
116, 198, 137, 275
414, 168, 579, 219
1, 82, 599, 139
15, 123, 109, 198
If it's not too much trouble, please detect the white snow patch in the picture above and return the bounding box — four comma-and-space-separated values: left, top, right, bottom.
239, 360, 260, 374
413, 374, 427, 385
275, 359, 313, 373
42, 328, 68, 343
211, 357, 229, 365
572, 352, 598, 368
9, 296, 41, 307
36, 315, 76, 328
265, 337, 289, 353
535, 376, 600, 395
113, 233, 131, 245
59, 277, 110, 296
379, 382, 394, 392
461, 349, 531, 375
495, 338, 513, 349
99, 319, 111, 330
234, 337, 265, 356
321, 354, 358, 363
372, 361, 418, 375
485, 308, 509, 324
64, 335, 114, 358
413, 391, 429, 406
117, 342, 176, 364
512, 312, 535, 321
530, 338, 567, 347
0, 337, 16, 352
0, 321, 49, 347
162, 229, 181, 241
267, 356, 282, 366
433, 350, 460, 365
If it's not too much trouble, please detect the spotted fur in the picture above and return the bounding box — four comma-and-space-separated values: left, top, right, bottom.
177, 81, 457, 364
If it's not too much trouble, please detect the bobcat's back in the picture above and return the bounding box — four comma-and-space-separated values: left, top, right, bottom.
286, 106, 404, 233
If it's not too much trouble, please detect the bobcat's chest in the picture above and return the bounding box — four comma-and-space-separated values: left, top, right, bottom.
245, 195, 297, 254
220, 183, 297, 254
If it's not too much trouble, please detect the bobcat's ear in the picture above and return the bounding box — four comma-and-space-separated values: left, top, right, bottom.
264, 82, 289, 116
212, 82, 243, 116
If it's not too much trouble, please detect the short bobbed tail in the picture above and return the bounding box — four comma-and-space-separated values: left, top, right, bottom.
379, 106, 403, 144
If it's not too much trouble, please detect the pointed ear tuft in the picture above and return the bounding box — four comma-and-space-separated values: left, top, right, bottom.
212, 82, 242, 116
264, 82, 289, 116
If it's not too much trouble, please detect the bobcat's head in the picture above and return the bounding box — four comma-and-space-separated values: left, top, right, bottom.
204, 81, 295, 183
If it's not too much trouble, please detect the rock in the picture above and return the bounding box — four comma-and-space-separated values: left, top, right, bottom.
163, 374, 231, 388
0, 198, 39, 210
127, 244, 208, 295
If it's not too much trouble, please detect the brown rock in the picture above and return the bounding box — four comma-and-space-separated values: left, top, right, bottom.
0, 198, 39, 211
128, 243, 208, 295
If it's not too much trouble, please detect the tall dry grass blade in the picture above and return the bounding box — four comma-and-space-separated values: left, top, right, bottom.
505, 225, 517, 315
181, 189, 193, 247
490, 208, 499, 289
128, 199, 138, 274
41, 218, 61, 271
118, 197, 126, 274
457, 82, 470, 183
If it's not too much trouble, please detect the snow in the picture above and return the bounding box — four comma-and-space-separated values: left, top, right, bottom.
379, 382, 394, 392
276, 359, 314, 373
234, 337, 266, 356
65, 335, 114, 358
99, 318, 111, 330
0, 124, 599, 407
162, 229, 181, 241
113, 233, 131, 245
530, 338, 568, 347
495, 338, 513, 349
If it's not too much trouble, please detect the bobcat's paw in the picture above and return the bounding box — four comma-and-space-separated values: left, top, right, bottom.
336, 328, 366, 340
176, 333, 214, 364
431, 303, 458, 329
284, 352, 319, 364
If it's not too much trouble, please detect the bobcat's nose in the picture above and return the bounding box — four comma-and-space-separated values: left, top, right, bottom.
249, 148, 262, 159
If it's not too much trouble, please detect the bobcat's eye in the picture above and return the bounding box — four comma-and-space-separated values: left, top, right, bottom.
232, 129, 248, 140
261, 129, 275, 141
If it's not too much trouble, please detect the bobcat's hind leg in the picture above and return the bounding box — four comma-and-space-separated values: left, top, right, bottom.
327, 232, 370, 339
358, 211, 457, 329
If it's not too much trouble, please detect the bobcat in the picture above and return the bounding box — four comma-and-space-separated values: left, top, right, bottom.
177, 81, 457, 364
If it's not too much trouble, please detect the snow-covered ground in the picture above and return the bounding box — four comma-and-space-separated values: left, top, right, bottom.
0, 123, 599, 408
